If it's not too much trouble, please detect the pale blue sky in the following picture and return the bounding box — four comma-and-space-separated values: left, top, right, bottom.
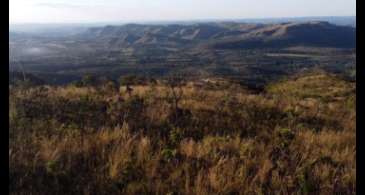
10, 0, 356, 23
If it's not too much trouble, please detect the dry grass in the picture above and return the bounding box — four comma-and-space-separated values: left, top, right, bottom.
9, 72, 356, 194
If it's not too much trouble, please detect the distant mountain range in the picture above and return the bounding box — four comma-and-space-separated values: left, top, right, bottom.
226, 16, 356, 27
9, 16, 355, 34
9, 20, 356, 85
78, 21, 355, 49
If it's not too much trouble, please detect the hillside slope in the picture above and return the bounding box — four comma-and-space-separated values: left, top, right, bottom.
210, 22, 356, 49
10, 72, 356, 194
79, 21, 356, 49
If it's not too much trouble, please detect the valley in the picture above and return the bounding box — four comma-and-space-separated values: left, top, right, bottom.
9, 21, 356, 86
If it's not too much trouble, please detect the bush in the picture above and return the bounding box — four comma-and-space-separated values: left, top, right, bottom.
82, 74, 97, 87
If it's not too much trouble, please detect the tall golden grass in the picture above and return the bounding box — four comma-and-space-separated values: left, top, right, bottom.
9, 72, 355, 194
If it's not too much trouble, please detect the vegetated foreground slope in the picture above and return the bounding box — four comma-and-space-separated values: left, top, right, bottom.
10, 72, 355, 194
9, 21, 356, 85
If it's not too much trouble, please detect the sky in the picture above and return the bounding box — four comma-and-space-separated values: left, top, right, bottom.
9, 0, 356, 24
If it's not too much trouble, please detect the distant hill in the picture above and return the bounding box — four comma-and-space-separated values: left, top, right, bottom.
210, 21, 356, 49
79, 21, 355, 49
9, 21, 356, 85
231, 16, 356, 27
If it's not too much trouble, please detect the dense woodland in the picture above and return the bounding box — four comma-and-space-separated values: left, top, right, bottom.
9, 71, 355, 194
